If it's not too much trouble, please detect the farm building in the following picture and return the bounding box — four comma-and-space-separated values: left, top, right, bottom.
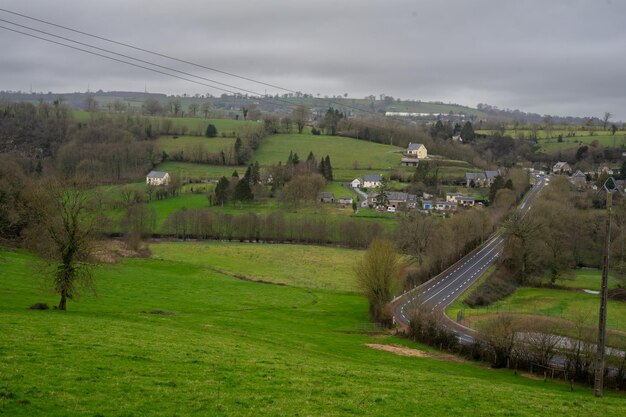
318, 192, 335, 203
401, 157, 419, 167
351, 178, 362, 188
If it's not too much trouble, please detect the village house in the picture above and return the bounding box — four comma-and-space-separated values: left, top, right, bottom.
446, 193, 463, 203
484, 171, 500, 186
570, 170, 587, 188
407, 143, 428, 159
401, 157, 419, 167
435, 201, 457, 211
422, 200, 433, 210
465, 170, 501, 187
146, 171, 170, 186
465, 172, 486, 187
318, 192, 335, 203
367, 191, 417, 210
446, 193, 475, 207
350, 178, 362, 188
552, 161, 572, 175
338, 197, 353, 205
363, 174, 383, 189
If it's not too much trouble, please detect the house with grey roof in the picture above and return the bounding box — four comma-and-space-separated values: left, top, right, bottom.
363, 174, 383, 188
367, 191, 417, 210
407, 143, 427, 159
465, 170, 501, 187
318, 192, 335, 203
146, 171, 170, 186
552, 161, 571, 175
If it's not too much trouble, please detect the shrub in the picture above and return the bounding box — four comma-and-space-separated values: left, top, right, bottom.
29, 302, 49, 310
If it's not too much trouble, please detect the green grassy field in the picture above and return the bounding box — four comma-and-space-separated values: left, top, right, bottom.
447, 270, 626, 346
154, 161, 247, 180
1, 246, 624, 416
156, 135, 235, 155
252, 134, 404, 170
475, 128, 626, 152
151, 242, 361, 292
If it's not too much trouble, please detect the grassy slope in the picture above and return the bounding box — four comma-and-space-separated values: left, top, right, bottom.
156, 136, 235, 155
154, 161, 247, 180
251, 134, 404, 170
476, 128, 626, 152
1, 247, 624, 416
151, 242, 361, 292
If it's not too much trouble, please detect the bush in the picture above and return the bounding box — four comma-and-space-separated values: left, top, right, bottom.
465, 268, 517, 307
407, 310, 458, 351
29, 302, 49, 310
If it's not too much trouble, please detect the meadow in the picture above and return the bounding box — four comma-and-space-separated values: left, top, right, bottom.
156, 135, 235, 155
1, 246, 625, 416
446, 270, 626, 347
476, 128, 626, 152
252, 133, 404, 170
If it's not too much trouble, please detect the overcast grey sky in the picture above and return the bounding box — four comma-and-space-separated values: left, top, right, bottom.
1, 0, 624, 120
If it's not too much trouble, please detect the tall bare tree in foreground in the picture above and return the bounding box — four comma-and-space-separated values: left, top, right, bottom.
25, 177, 99, 310
355, 239, 401, 326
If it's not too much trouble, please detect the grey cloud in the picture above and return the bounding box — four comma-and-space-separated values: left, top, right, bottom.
1, 0, 625, 119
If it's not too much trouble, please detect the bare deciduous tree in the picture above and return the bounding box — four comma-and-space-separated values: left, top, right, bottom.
355, 239, 401, 326
25, 178, 99, 310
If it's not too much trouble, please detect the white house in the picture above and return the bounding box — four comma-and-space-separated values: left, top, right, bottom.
351, 178, 362, 188
407, 143, 428, 159
146, 171, 170, 186
553, 162, 572, 175
363, 174, 383, 189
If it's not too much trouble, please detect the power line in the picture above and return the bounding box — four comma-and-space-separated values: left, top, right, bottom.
0, 17, 300, 110
0, 7, 407, 122
0, 25, 294, 110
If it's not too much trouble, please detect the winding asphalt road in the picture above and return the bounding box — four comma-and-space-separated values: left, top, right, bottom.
393, 174, 548, 342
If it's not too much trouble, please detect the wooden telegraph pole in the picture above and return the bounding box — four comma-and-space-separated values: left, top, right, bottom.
594, 178, 616, 397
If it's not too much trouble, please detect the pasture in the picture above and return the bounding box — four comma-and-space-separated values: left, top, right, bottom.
1, 246, 624, 416
251, 133, 404, 170
446, 270, 626, 347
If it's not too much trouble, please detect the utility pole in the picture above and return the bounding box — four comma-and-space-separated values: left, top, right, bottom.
594, 178, 615, 397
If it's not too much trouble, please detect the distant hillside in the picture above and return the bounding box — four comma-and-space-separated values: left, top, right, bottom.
1, 90, 602, 124
0, 90, 487, 119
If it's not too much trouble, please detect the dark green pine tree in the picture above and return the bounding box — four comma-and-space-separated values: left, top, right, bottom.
206, 123, 218, 137
234, 177, 253, 202
292, 152, 300, 165
287, 150, 294, 165
232, 170, 239, 179
460, 121, 476, 142
234, 137, 243, 164
318, 158, 326, 177
323, 155, 333, 181
252, 161, 261, 184
214, 176, 230, 206
489, 175, 506, 202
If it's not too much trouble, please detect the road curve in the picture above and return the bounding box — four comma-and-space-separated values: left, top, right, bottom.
393, 175, 547, 339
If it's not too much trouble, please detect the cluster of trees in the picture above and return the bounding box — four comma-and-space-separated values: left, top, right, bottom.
397, 168, 530, 287
468, 175, 626, 309
0, 100, 70, 157
211, 165, 259, 206
161, 208, 386, 247
56, 117, 161, 183
405, 308, 625, 388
